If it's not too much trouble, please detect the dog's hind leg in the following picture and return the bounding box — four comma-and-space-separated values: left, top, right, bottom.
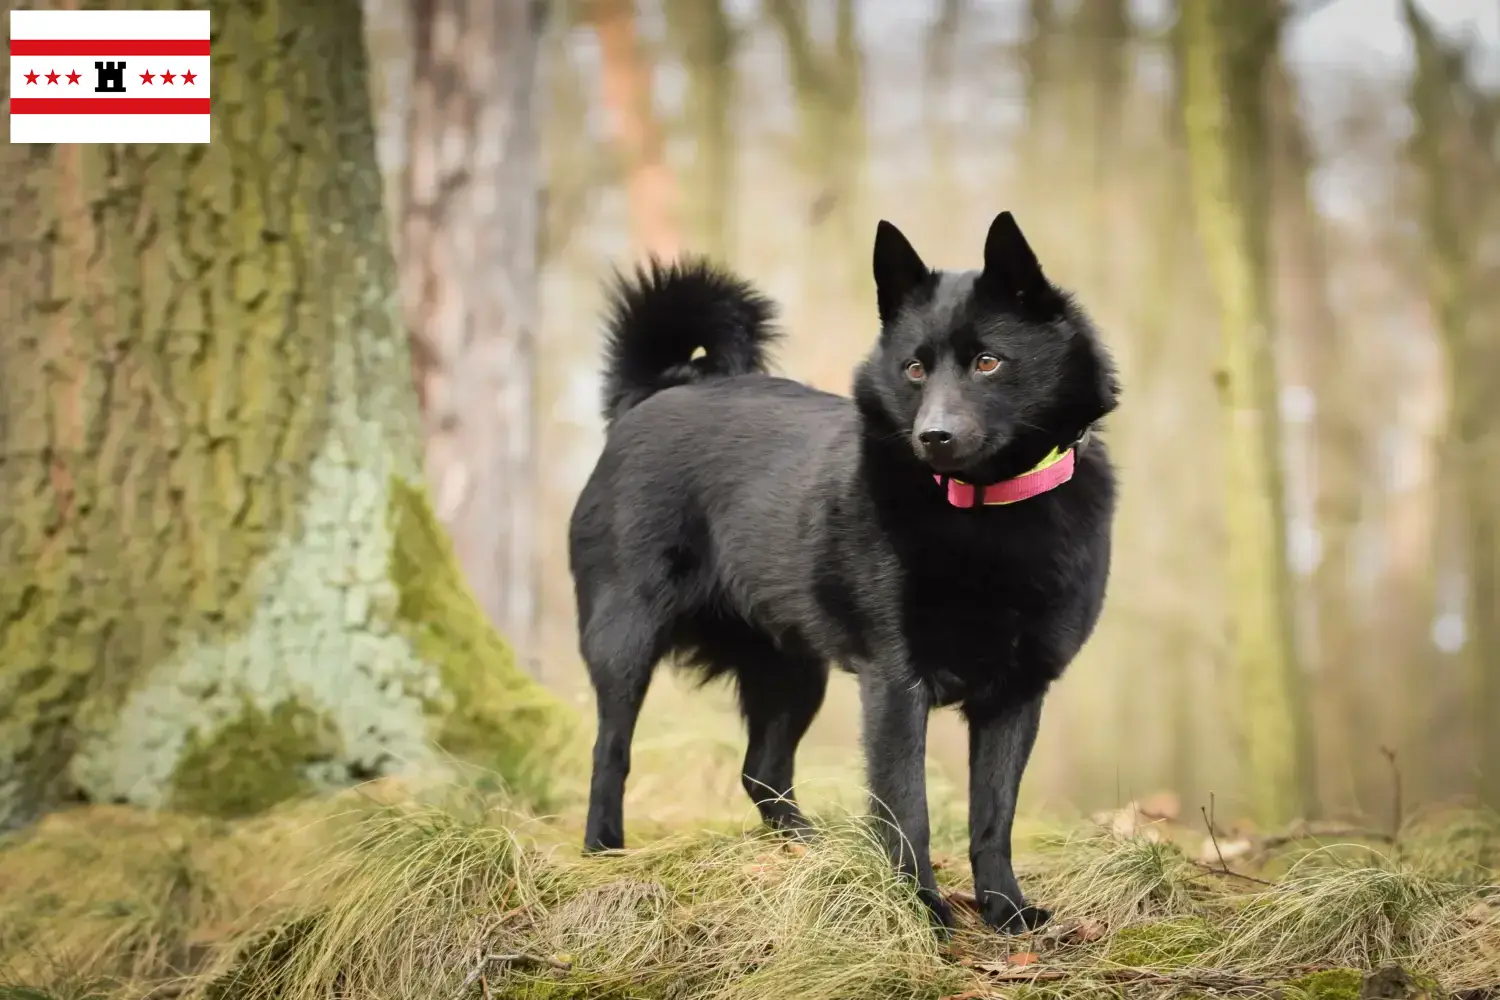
735, 653, 829, 837
581, 587, 668, 853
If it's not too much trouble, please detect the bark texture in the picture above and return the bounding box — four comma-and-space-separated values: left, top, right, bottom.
401, 0, 547, 654
1179, 0, 1314, 824
0, 0, 572, 829
1403, 0, 1500, 809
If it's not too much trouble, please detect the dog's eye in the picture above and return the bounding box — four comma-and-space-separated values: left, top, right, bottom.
974, 353, 1002, 375
904, 360, 926, 382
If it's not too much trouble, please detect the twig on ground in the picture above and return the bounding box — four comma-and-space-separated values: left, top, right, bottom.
457, 951, 572, 997
1255, 823, 1395, 852
1188, 857, 1277, 887
485, 952, 573, 972
945, 888, 981, 913
1380, 745, 1404, 852
976, 961, 1267, 989
480, 971, 492, 1000
1199, 802, 1277, 887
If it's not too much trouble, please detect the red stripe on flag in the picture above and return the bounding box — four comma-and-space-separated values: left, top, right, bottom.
9, 39, 210, 56
10, 97, 211, 115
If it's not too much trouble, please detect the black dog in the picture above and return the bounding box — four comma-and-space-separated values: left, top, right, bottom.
570, 212, 1119, 933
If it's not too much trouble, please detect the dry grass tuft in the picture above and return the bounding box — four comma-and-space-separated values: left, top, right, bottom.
2, 779, 1497, 1000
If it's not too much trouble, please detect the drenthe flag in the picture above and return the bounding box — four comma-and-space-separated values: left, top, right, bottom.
9, 9, 211, 144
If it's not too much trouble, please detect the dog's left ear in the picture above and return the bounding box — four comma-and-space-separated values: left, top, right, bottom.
873, 220, 929, 326
978, 212, 1064, 317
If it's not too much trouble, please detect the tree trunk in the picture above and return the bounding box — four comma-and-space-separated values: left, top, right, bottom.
399, 0, 546, 660
1079, 0, 1130, 297
1267, 51, 1369, 809
1179, 0, 1315, 825
0, 0, 572, 830
1403, 0, 1500, 809
766, 0, 867, 389
664, 0, 736, 260
591, 0, 681, 260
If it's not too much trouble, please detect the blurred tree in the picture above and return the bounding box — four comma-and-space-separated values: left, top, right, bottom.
1179, 0, 1316, 824
922, 0, 962, 238
590, 0, 682, 260
766, 0, 867, 387
664, 0, 737, 260
1403, 0, 1500, 808
766, 0, 864, 232
1021, 0, 1057, 159
1266, 43, 1370, 808
400, 0, 547, 660
1145, 12, 1203, 804
0, 0, 572, 829
1077, 0, 1130, 296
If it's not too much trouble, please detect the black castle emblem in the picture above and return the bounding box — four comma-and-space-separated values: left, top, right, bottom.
94, 60, 127, 93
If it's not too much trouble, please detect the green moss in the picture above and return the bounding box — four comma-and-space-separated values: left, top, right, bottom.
1106, 916, 1219, 969
1283, 968, 1364, 1000
386, 476, 579, 807
169, 700, 340, 818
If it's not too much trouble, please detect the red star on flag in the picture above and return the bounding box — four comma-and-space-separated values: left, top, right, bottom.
161, 70, 176, 84
45, 69, 60, 84
24, 70, 39, 84
140, 69, 155, 84
182, 69, 197, 85
66, 70, 81, 85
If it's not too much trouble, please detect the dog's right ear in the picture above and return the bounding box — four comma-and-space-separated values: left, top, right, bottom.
873, 220, 928, 326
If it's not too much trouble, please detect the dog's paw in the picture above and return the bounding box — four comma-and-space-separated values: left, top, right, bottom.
985, 903, 1051, 936
771, 817, 818, 843
921, 889, 957, 937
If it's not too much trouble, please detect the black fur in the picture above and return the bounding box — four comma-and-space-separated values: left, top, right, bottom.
570, 213, 1120, 935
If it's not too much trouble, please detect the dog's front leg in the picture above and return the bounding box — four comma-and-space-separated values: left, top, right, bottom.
965, 695, 1050, 933
859, 668, 952, 930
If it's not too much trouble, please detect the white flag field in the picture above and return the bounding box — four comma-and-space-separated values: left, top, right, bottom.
9, 9, 210, 144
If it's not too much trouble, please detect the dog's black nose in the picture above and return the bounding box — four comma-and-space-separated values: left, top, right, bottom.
918, 428, 953, 446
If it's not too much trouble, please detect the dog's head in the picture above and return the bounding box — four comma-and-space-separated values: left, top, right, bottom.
854, 212, 1119, 482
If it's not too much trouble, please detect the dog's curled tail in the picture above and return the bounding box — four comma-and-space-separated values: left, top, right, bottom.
600, 256, 781, 423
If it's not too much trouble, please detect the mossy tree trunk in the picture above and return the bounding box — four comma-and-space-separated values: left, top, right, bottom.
1403, 0, 1500, 809
1179, 0, 1316, 825
399, 0, 546, 659
1266, 47, 1370, 807
0, 0, 572, 829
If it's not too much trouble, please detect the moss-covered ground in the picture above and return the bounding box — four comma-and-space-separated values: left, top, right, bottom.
2, 744, 1496, 1000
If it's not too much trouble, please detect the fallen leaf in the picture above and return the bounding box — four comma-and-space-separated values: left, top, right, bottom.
1039, 916, 1107, 945
1090, 802, 1166, 842
1007, 951, 1041, 967
974, 958, 1064, 981
1138, 790, 1182, 822
782, 842, 809, 858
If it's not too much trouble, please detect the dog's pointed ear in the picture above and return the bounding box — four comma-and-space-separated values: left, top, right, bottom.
979, 212, 1061, 314
873, 220, 928, 325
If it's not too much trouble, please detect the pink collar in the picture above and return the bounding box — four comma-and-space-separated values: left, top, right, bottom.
933, 447, 1077, 508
